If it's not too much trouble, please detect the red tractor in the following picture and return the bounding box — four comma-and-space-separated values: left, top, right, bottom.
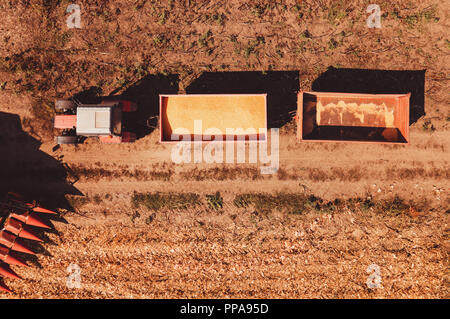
54, 99, 138, 144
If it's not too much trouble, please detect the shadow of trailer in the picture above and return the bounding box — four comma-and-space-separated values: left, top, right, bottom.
312, 67, 424, 125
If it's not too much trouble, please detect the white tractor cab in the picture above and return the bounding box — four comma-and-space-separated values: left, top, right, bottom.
54, 99, 137, 144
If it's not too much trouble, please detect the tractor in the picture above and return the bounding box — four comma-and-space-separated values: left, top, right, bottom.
54, 99, 138, 144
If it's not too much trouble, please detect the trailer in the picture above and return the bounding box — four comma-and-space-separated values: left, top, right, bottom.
159, 94, 267, 142
297, 91, 410, 143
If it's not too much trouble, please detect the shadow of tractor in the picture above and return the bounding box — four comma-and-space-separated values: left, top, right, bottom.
73, 74, 180, 139
0, 111, 82, 211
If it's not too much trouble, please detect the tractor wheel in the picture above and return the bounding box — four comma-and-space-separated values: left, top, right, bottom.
55, 135, 77, 144
55, 99, 75, 112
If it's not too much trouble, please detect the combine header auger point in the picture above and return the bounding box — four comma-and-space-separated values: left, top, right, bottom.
2, 217, 43, 242
0, 263, 21, 280
0, 193, 58, 216
9, 212, 51, 229
0, 280, 12, 293
0, 231, 35, 255
0, 193, 56, 293
0, 246, 27, 267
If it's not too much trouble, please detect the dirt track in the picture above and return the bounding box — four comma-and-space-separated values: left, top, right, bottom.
44, 127, 449, 206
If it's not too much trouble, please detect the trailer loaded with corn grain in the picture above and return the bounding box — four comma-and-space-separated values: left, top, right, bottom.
297, 92, 410, 143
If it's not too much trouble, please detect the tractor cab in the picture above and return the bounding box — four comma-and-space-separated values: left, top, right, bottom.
75, 105, 122, 136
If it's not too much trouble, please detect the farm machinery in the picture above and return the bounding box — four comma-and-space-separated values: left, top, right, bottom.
0, 192, 56, 293
160, 92, 410, 143
54, 99, 138, 144
53, 91, 410, 144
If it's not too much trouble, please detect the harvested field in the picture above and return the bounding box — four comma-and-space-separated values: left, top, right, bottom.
0, 0, 448, 298
4, 193, 449, 298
